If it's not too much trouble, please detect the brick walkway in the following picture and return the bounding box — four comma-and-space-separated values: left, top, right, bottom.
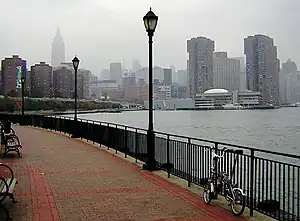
0, 126, 245, 221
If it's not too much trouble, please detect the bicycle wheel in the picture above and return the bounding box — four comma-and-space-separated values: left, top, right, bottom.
230, 189, 245, 216
203, 182, 213, 204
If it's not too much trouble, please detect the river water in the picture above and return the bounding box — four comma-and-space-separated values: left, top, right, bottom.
73, 107, 300, 156
70, 108, 300, 217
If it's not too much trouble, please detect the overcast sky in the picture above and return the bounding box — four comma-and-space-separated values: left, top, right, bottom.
0, 0, 299, 74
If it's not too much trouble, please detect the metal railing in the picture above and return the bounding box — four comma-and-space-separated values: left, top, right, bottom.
1, 113, 299, 221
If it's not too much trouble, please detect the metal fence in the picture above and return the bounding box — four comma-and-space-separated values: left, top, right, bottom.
1, 113, 299, 221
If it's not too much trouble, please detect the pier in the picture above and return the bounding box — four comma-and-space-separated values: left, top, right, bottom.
0, 113, 299, 221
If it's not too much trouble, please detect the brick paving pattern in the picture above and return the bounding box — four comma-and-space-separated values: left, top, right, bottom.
0, 126, 245, 221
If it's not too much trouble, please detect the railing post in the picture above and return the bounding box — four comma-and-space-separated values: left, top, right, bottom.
135, 129, 138, 163
214, 143, 219, 191
107, 123, 110, 150
188, 138, 191, 187
115, 125, 118, 154
92, 121, 95, 144
167, 135, 170, 178
124, 127, 128, 158
99, 122, 102, 147
250, 149, 255, 217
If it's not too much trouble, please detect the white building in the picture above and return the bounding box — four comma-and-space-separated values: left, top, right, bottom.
155, 85, 171, 100
233, 90, 261, 106
187, 36, 214, 99
195, 88, 261, 109
213, 52, 240, 92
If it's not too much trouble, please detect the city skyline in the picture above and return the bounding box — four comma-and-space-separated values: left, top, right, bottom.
0, 0, 299, 74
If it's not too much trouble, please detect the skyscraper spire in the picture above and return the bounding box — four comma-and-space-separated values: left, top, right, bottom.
51, 27, 65, 67
56, 26, 60, 34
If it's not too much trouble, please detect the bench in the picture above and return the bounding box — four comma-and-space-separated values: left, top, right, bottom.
0, 163, 18, 220
3, 134, 22, 157
0, 123, 22, 157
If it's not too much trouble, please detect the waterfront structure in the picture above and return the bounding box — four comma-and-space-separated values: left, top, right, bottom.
110, 62, 123, 85
53, 67, 73, 98
244, 34, 280, 105
213, 52, 240, 92
144, 98, 194, 110
51, 28, 65, 67
163, 68, 172, 85
1, 112, 299, 221
30, 62, 52, 98
195, 88, 261, 109
187, 36, 214, 99
0, 55, 27, 96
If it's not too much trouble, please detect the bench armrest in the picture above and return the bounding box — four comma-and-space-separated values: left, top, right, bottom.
0, 164, 14, 186
0, 176, 9, 203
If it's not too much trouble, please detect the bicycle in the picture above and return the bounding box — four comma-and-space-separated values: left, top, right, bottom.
202, 147, 246, 216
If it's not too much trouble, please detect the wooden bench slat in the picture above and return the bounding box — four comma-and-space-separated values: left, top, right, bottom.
0, 178, 17, 194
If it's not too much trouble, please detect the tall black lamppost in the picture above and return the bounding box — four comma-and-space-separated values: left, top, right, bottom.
72, 56, 80, 138
21, 75, 25, 116
143, 8, 158, 171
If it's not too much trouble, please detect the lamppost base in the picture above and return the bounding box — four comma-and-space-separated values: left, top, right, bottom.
142, 160, 159, 171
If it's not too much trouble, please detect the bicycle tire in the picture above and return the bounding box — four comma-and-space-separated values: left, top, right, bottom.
230, 189, 246, 216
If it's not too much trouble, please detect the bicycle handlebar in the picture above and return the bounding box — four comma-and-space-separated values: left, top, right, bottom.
212, 147, 227, 158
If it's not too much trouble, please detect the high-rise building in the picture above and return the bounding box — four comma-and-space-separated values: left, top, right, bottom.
280, 59, 298, 104
131, 59, 142, 73
110, 62, 122, 85
30, 62, 52, 98
100, 69, 110, 80
25, 70, 31, 96
163, 68, 172, 85
213, 52, 240, 92
286, 72, 300, 104
53, 67, 73, 98
51, 28, 65, 67
187, 36, 214, 99
232, 56, 247, 90
78, 69, 92, 99
244, 34, 280, 105
175, 70, 188, 86
1, 55, 27, 96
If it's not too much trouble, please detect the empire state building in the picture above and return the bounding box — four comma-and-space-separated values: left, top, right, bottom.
51, 28, 65, 67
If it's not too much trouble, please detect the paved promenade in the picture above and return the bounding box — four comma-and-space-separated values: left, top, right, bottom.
1, 126, 245, 221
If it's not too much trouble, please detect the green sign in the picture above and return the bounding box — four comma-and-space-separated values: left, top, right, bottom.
16, 66, 22, 88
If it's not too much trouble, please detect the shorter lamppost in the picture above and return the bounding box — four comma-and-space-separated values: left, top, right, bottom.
71, 56, 80, 138
143, 8, 158, 170
21, 75, 25, 116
